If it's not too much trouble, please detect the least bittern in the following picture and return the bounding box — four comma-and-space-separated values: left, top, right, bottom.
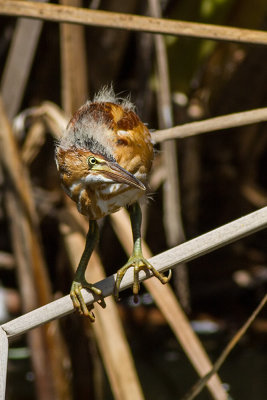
56, 87, 171, 321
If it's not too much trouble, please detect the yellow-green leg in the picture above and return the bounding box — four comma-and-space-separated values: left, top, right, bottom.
114, 202, 172, 301
70, 220, 102, 321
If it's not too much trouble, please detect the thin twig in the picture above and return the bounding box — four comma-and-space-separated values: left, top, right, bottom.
15, 103, 267, 145
181, 293, 267, 400
1, 1, 267, 45
2, 206, 267, 339
153, 107, 267, 142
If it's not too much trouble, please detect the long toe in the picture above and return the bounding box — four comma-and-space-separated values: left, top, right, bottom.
115, 256, 171, 301
70, 281, 101, 321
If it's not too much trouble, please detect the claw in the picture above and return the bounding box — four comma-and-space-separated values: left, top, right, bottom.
114, 256, 172, 301
114, 203, 172, 302
70, 280, 102, 322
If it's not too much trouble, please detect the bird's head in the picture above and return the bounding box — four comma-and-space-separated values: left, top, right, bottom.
85, 154, 146, 190
56, 146, 146, 194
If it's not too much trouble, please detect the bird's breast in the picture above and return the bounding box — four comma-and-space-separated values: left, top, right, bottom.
66, 180, 145, 220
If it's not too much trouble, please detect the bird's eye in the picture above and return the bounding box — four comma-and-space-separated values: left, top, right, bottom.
88, 156, 97, 167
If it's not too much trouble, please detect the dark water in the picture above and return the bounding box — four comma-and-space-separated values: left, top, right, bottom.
126, 326, 267, 400
5, 315, 267, 400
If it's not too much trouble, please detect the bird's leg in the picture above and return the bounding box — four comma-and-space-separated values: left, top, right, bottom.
114, 202, 172, 301
70, 220, 102, 321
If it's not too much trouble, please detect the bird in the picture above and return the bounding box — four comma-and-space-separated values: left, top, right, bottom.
55, 86, 171, 321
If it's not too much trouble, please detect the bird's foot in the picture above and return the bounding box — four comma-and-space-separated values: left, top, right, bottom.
70, 280, 102, 322
114, 255, 172, 301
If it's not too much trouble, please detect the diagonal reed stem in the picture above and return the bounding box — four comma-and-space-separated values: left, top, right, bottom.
181, 293, 267, 400
2, 206, 267, 339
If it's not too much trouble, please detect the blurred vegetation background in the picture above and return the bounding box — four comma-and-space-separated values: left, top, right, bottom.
0, 0, 267, 399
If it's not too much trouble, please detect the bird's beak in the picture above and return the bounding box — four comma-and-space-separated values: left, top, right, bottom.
97, 161, 146, 191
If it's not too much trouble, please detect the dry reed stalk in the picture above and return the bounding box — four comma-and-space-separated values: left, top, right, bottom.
91, 254, 145, 400
21, 120, 46, 164
35, 101, 67, 138
2, 206, 267, 339
241, 183, 267, 208
0, 328, 8, 399
1, 1, 267, 45
0, 252, 15, 270
148, 159, 166, 192
110, 209, 227, 400
15, 102, 267, 144
4, 189, 57, 400
149, 0, 190, 312
0, 103, 39, 219
182, 293, 267, 400
0, 98, 72, 400
59, 211, 145, 400
60, 0, 88, 116
153, 107, 267, 142
0, 0, 47, 119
